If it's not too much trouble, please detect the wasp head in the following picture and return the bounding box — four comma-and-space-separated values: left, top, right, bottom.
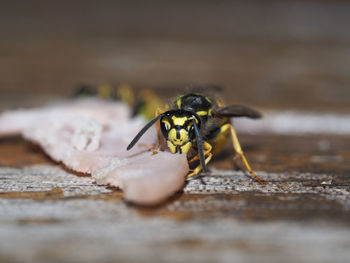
160, 110, 200, 154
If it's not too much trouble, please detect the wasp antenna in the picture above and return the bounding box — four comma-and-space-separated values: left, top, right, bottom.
126, 114, 164, 151
193, 120, 207, 173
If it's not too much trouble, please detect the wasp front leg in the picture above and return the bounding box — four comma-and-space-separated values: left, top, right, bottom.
221, 123, 265, 183
186, 141, 212, 179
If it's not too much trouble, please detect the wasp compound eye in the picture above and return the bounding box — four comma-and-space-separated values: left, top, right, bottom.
188, 125, 195, 140
160, 117, 171, 138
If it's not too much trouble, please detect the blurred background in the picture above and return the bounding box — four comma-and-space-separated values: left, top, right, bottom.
1, 0, 350, 112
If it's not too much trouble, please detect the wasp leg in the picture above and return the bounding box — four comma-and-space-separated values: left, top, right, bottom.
221, 123, 265, 183
188, 141, 212, 163
186, 142, 212, 179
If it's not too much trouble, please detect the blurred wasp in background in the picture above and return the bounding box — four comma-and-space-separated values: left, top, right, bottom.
73, 83, 161, 121
127, 87, 265, 182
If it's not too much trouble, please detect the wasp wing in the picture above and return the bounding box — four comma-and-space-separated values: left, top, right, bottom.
213, 105, 262, 119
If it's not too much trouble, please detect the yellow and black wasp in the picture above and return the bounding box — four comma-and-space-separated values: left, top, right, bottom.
73, 83, 162, 120
126, 89, 265, 182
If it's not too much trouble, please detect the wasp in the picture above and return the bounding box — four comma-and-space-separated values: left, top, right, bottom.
74, 83, 162, 120
126, 91, 264, 182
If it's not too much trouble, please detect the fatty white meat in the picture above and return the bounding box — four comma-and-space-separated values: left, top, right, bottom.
0, 99, 130, 136
93, 151, 188, 205
0, 99, 188, 205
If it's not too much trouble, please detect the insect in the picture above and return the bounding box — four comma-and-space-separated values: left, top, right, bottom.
127, 91, 265, 182
73, 83, 161, 120
73, 83, 130, 102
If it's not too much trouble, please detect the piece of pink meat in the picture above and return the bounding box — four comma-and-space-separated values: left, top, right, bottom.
93, 151, 188, 205
0, 98, 188, 205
